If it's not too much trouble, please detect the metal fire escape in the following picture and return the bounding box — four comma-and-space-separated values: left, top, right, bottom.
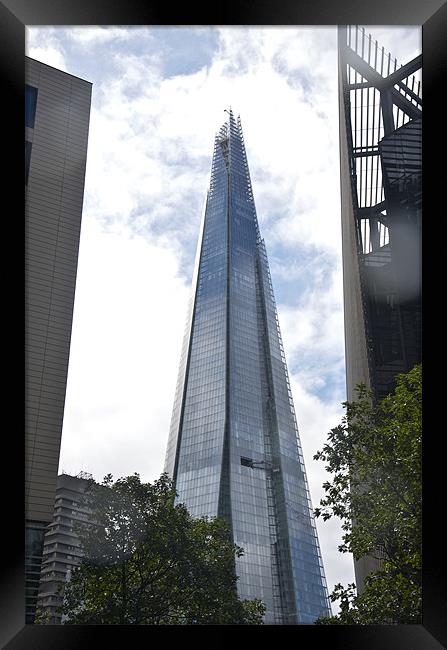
339, 25, 422, 402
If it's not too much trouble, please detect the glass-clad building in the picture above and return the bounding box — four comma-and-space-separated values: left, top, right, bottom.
164, 109, 331, 624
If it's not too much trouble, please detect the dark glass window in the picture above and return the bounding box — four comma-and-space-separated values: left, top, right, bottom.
25, 140, 32, 185
25, 84, 38, 128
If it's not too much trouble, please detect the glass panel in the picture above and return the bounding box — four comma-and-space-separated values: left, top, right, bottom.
166, 110, 331, 624
25, 84, 38, 129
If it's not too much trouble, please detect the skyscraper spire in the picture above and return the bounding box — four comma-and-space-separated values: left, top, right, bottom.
165, 113, 330, 624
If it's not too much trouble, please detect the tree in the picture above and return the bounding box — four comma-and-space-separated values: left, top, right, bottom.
34, 606, 52, 625
313, 364, 422, 624
61, 472, 265, 625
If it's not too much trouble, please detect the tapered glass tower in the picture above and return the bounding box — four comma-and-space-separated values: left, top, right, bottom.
164, 110, 331, 624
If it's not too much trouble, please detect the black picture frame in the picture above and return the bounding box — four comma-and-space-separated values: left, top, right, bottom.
3, 0, 445, 647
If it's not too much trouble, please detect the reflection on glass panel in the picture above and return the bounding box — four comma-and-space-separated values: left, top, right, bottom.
25, 84, 38, 129
164, 110, 331, 624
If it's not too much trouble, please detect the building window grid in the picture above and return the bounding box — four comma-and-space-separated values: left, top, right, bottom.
165, 112, 330, 622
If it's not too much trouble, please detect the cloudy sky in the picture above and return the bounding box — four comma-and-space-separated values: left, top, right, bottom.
26, 25, 420, 608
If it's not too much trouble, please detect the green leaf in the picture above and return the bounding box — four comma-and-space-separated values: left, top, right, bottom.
313, 364, 422, 625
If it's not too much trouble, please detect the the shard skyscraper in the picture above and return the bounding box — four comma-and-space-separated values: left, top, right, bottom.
164, 109, 331, 624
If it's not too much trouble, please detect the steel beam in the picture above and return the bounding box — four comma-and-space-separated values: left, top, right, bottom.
344, 47, 422, 121
385, 54, 422, 86
357, 201, 387, 218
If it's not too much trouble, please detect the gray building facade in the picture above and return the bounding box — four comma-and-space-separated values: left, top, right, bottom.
338, 26, 422, 591
37, 473, 92, 624
25, 57, 92, 623
165, 110, 331, 624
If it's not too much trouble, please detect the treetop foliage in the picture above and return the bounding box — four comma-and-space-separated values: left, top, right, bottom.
313, 364, 422, 624
61, 472, 265, 625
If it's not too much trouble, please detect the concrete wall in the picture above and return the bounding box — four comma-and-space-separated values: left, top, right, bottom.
338, 52, 381, 593
338, 67, 372, 403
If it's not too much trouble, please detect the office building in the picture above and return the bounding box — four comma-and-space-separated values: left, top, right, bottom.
25, 57, 92, 623
165, 109, 331, 624
36, 473, 92, 624
338, 26, 422, 591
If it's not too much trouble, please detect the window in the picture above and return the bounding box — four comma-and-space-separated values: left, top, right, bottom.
25, 85, 38, 128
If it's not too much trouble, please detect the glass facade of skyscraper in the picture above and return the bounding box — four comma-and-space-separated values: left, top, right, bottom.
165, 110, 331, 624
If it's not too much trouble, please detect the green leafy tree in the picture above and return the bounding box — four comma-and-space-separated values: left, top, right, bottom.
313, 364, 421, 624
61, 472, 265, 625
34, 606, 52, 625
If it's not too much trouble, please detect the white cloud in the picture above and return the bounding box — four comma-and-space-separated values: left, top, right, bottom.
69, 26, 138, 45
365, 26, 421, 68
25, 27, 67, 71
278, 263, 345, 369
60, 217, 190, 482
